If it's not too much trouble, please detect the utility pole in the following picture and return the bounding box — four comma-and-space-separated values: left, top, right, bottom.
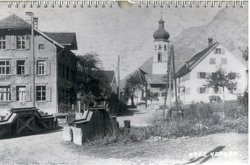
163, 43, 171, 119
26, 12, 36, 107
117, 55, 120, 100
170, 46, 179, 118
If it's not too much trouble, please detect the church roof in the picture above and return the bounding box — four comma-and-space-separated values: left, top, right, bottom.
146, 74, 165, 84
153, 18, 170, 42
0, 14, 31, 30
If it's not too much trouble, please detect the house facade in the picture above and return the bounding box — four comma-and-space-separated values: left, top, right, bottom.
176, 38, 248, 104
0, 14, 78, 114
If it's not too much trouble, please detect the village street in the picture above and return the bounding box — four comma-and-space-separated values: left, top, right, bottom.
0, 108, 247, 165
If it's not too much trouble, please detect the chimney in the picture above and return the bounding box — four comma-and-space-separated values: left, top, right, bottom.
208, 38, 213, 46
34, 17, 38, 29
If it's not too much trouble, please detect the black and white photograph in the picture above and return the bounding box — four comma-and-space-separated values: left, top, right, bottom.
0, 1, 248, 164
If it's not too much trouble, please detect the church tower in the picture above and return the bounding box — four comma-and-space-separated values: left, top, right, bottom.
152, 15, 170, 74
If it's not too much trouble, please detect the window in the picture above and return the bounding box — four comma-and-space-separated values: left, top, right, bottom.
186, 88, 190, 95
210, 58, 216, 64
161, 92, 166, 96
215, 48, 221, 54
199, 87, 206, 94
37, 60, 46, 75
0, 86, 10, 101
71, 69, 75, 82
36, 86, 46, 101
164, 45, 167, 51
66, 67, 70, 80
17, 60, 25, 75
61, 64, 65, 78
155, 45, 157, 51
17, 35, 26, 49
17, 86, 26, 101
158, 52, 162, 62
39, 44, 44, 49
0, 61, 10, 75
0, 36, 6, 49
198, 72, 206, 79
221, 58, 227, 65
228, 72, 236, 80
158, 44, 162, 50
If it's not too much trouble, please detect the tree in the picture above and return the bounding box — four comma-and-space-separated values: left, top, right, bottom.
205, 67, 239, 101
239, 46, 248, 61
142, 89, 158, 104
76, 53, 111, 105
123, 75, 145, 106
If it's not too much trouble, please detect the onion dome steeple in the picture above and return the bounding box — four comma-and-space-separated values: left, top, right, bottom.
153, 13, 170, 42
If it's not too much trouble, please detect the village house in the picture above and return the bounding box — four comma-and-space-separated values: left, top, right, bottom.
176, 38, 248, 104
0, 14, 78, 114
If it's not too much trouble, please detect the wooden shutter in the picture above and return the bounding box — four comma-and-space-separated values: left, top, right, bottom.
25, 35, 30, 50
25, 60, 29, 75
26, 85, 31, 102
197, 72, 200, 79
221, 48, 225, 54
5, 35, 11, 49
46, 85, 51, 102
46, 59, 51, 75
11, 86, 16, 101
218, 87, 222, 94
206, 73, 212, 78
206, 88, 209, 94
11, 35, 17, 49
197, 88, 200, 94
11, 60, 16, 75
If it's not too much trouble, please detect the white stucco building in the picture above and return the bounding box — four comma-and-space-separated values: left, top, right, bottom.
176, 38, 248, 104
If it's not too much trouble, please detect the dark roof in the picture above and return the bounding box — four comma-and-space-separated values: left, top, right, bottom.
176, 42, 219, 77
103, 70, 116, 84
0, 14, 31, 30
146, 74, 166, 84
44, 32, 78, 50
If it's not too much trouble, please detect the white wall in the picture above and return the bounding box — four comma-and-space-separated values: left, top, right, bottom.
178, 43, 247, 104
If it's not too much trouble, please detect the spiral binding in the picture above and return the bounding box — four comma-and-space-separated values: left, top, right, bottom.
6, 0, 245, 8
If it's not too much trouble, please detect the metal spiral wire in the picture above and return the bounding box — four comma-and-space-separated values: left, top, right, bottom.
6, 0, 245, 8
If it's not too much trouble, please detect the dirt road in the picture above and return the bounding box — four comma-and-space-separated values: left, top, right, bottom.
0, 129, 133, 164
0, 108, 248, 165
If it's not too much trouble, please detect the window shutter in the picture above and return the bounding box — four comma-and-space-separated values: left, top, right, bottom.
25, 35, 30, 50
197, 72, 200, 79
11, 60, 16, 75
26, 85, 31, 102
219, 87, 222, 94
46, 85, 51, 102
6, 35, 11, 49
206, 88, 209, 94
46, 59, 51, 75
221, 48, 225, 54
25, 60, 29, 75
11, 86, 16, 101
11, 35, 17, 49
197, 88, 200, 94
206, 73, 212, 78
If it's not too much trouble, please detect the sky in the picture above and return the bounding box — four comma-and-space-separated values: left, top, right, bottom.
0, 2, 244, 79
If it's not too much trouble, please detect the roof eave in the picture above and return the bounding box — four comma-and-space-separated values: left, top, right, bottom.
34, 28, 64, 49
189, 42, 219, 70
